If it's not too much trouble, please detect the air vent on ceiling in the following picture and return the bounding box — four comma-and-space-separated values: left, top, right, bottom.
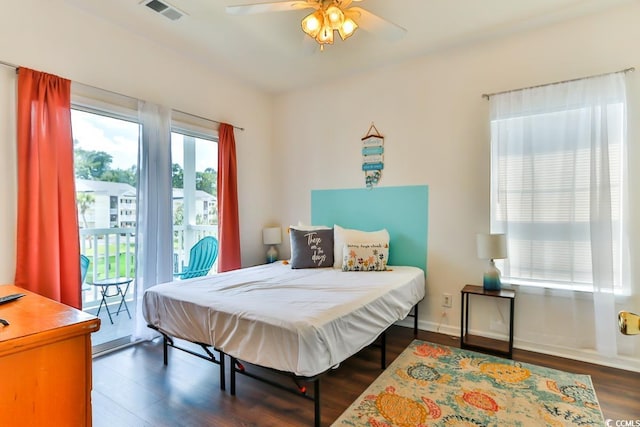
141, 0, 186, 21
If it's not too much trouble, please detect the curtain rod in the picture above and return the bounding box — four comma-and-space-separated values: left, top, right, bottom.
482, 67, 635, 100
0, 59, 19, 71
0, 59, 244, 131
173, 109, 244, 132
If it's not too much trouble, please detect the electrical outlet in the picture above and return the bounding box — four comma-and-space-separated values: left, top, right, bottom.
442, 293, 452, 308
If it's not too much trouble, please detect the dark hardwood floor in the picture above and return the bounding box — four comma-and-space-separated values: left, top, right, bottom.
92, 326, 639, 426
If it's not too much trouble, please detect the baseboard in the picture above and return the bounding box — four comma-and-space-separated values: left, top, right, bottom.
513, 339, 640, 373
395, 319, 640, 373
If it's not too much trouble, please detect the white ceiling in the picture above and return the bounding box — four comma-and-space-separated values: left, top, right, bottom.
63, 0, 632, 94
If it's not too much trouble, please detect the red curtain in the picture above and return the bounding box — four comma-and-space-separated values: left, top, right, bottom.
217, 123, 241, 272
15, 68, 81, 309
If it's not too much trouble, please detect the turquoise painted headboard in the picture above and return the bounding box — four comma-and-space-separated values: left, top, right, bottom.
311, 185, 428, 274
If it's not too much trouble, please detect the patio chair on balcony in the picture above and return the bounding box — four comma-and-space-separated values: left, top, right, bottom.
174, 236, 219, 280
80, 254, 91, 291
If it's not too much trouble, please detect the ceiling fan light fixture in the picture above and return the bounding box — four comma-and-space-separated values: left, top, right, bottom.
298, 0, 364, 49
338, 17, 358, 40
325, 5, 344, 30
301, 10, 324, 38
316, 24, 334, 45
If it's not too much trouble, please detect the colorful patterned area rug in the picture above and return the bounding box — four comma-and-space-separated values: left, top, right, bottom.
332, 340, 604, 427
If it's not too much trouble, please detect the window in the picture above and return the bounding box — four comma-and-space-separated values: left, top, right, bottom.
489, 73, 628, 293
171, 124, 218, 274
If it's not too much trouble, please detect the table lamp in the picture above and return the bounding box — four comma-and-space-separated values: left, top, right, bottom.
476, 233, 508, 291
263, 227, 282, 263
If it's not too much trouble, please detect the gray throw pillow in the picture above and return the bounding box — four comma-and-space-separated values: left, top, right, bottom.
290, 228, 334, 268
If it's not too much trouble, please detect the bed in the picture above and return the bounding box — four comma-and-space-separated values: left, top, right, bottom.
143, 185, 429, 426
144, 262, 425, 377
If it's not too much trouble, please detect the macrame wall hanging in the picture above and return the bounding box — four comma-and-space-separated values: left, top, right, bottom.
361, 123, 384, 189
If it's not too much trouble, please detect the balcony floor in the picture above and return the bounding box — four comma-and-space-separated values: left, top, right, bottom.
86, 303, 135, 350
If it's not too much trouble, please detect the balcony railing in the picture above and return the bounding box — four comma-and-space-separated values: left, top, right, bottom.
80, 227, 135, 312
172, 225, 219, 274
79, 225, 217, 311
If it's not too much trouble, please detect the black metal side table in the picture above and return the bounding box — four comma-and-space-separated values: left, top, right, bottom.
89, 277, 133, 324
460, 284, 516, 358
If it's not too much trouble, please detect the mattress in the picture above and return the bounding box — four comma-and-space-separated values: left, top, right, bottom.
143, 262, 425, 377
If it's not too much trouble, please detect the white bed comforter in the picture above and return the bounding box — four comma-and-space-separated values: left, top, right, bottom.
143, 262, 425, 377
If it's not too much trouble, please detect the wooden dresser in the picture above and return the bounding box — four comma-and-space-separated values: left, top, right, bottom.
0, 284, 100, 426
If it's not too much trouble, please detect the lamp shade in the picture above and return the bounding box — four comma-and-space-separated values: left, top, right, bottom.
263, 227, 282, 245
301, 10, 323, 38
325, 5, 344, 30
338, 17, 358, 40
316, 25, 334, 44
476, 233, 507, 260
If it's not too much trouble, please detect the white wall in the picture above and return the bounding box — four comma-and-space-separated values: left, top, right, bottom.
0, 0, 275, 281
0, 66, 16, 282
274, 3, 640, 370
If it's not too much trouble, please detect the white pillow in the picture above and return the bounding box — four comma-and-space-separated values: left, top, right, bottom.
333, 224, 390, 268
342, 242, 389, 271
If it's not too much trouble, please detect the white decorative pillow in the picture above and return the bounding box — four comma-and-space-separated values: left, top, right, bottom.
342, 242, 389, 271
333, 224, 390, 269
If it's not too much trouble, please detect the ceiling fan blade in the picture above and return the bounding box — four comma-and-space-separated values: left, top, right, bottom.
348, 6, 407, 41
226, 1, 315, 15
339, 0, 365, 8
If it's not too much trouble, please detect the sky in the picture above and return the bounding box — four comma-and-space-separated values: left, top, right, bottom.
71, 109, 217, 172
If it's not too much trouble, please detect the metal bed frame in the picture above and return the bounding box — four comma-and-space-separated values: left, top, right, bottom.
148, 324, 227, 390
147, 302, 420, 427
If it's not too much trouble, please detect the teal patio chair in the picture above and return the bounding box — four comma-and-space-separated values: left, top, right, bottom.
174, 236, 219, 280
80, 254, 91, 291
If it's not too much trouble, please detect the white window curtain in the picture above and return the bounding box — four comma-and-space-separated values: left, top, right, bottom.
133, 101, 174, 340
490, 72, 635, 361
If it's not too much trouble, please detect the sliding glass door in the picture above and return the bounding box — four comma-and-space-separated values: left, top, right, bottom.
72, 102, 219, 353
72, 108, 139, 352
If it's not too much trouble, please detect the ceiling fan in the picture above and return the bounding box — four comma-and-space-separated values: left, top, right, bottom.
226, 0, 407, 50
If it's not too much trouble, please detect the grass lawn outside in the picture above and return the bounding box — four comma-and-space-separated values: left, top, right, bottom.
84, 242, 136, 282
